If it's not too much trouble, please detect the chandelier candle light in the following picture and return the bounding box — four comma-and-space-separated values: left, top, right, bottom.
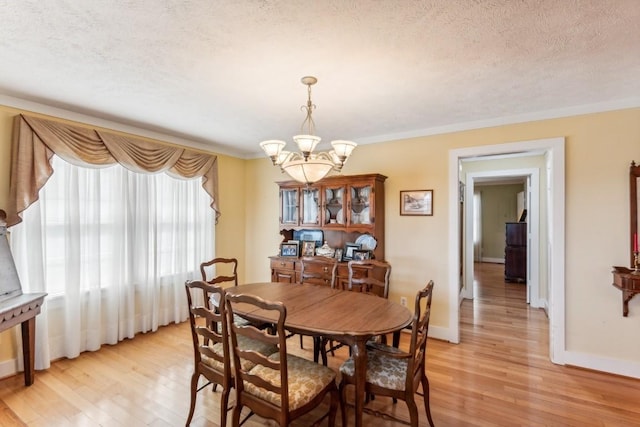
260, 76, 357, 184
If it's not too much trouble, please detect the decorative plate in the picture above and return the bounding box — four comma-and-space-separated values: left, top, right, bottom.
355, 234, 377, 251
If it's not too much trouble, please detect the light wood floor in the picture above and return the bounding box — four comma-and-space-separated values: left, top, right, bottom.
1, 262, 640, 426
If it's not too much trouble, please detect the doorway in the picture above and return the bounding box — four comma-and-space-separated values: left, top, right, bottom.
463, 167, 540, 308
447, 137, 566, 365
471, 178, 528, 305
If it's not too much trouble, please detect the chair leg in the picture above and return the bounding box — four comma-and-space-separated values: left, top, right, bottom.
312, 336, 328, 366
232, 401, 242, 427
405, 392, 419, 427
220, 387, 231, 427
339, 380, 348, 427
300, 334, 304, 349
320, 338, 328, 366
421, 374, 435, 427
186, 373, 198, 426
392, 330, 401, 348
328, 387, 339, 427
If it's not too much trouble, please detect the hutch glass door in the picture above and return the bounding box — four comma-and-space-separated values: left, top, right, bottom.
280, 188, 299, 226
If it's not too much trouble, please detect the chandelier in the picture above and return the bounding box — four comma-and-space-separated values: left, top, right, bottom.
260, 76, 357, 184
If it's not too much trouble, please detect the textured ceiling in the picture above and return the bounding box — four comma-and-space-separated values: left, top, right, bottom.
0, 1, 639, 158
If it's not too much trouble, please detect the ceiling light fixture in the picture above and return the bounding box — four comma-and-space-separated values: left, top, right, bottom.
260, 76, 357, 185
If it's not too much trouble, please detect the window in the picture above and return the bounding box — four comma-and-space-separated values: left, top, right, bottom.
12, 155, 215, 362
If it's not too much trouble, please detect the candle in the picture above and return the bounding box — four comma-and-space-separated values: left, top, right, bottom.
635, 233, 638, 252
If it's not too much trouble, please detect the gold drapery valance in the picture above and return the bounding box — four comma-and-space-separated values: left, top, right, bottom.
6, 114, 220, 226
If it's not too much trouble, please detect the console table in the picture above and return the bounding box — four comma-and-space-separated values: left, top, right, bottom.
611, 266, 640, 317
0, 293, 47, 385
1, 210, 47, 386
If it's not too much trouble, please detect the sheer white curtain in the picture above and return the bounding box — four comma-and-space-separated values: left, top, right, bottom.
11, 156, 214, 369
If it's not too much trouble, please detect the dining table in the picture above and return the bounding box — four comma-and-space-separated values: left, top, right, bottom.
226, 281, 413, 427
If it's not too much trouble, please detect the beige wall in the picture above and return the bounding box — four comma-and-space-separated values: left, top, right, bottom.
246, 107, 640, 369
2, 105, 640, 376
0, 108, 22, 361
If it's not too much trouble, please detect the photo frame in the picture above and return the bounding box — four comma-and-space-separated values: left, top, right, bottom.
280, 242, 299, 257
334, 248, 344, 260
352, 249, 371, 261
301, 240, 316, 257
400, 190, 433, 216
342, 242, 361, 261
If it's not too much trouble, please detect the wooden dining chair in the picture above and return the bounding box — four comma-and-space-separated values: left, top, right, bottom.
338, 280, 435, 427
347, 259, 391, 298
323, 259, 392, 358
295, 256, 338, 361
200, 257, 266, 330
225, 292, 339, 426
299, 256, 338, 288
184, 280, 276, 427
200, 257, 238, 288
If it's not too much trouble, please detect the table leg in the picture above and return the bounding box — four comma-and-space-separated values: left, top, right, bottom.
351, 338, 367, 427
21, 317, 36, 386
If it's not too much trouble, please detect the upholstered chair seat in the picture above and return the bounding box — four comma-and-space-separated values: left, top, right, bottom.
245, 353, 338, 410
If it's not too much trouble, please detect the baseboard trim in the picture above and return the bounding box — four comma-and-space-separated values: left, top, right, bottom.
0, 358, 18, 381
564, 350, 640, 379
481, 257, 505, 264
427, 326, 640, 379
427, 325, 450, 342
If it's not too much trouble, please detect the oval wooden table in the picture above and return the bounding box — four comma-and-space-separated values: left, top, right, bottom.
226, 282, 413, 427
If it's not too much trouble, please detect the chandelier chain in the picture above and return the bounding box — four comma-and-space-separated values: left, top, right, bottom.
300, 81, 316, 135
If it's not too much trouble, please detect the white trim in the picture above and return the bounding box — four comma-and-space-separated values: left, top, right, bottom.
546, 142, 566, 365
426, 325, 450, 342
0, 358, 18, 380
355, 98, 640, 147
564, 351, 640, 380
481, 257, 504, 264
448, 137, 566, 365
448, 148, 462, 344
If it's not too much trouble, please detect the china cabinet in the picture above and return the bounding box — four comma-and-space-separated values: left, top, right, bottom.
271, 173, 386, 282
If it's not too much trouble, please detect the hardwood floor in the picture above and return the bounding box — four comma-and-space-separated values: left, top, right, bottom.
1, 262, 639, 426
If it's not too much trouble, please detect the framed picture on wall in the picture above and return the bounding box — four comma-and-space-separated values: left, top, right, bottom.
400, 190, 433, 216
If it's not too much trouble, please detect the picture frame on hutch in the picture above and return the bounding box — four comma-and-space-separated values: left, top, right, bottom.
342, 242, 361, 261
280, 242, 299, 257
301, 240, 316, 257
352, 249, 371, 261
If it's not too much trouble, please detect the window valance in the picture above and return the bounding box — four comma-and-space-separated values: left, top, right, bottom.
6, 114, 220, 226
